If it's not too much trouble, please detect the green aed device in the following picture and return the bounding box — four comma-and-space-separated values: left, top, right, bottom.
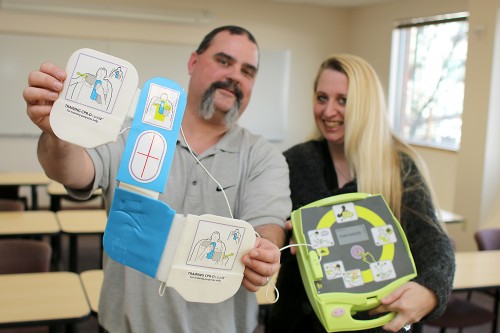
291, 193, 417, 332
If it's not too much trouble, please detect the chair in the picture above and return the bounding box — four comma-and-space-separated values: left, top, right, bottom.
425, 294, 495, 333
475, 228, 500, 251
0, 198, 25, 211
0, 239, 52, 333
425, 237, 496, 333
0, 239, 52, 274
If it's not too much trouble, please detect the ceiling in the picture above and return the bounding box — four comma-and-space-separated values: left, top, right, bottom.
268, 0, 400, 8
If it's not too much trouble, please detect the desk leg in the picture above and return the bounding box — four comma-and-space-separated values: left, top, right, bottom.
50, 196, 61, 212
30, 185, 38, 210
51, 234, 62, 270
492, 288, 499, 333
69, 234, 78, 272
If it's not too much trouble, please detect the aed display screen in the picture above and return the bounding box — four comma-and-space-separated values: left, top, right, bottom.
335, 224, 369, 245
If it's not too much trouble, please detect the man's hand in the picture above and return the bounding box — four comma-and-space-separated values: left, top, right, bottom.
23, 62, 95, 189
241, 236, 281, 292
23, 63, 66, 133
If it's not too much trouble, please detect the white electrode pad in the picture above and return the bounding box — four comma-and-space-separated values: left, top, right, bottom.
51, 48, 139, 148
159, 213, 256, 303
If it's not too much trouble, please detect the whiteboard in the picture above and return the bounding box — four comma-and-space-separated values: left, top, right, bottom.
0, 32, 289, 141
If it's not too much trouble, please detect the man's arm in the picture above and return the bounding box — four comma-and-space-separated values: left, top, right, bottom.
38, 131, 95, 189
255, 223, 286, 248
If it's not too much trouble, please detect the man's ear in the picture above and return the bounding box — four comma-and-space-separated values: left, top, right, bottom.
187, 52, 198, 75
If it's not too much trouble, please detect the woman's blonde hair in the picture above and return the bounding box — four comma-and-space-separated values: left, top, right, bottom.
312, 54, 438, 221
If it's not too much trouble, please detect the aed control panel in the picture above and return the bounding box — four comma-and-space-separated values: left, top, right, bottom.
292, 193, 417, 332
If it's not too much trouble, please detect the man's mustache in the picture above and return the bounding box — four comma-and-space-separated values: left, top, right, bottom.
210, 80, 243, 102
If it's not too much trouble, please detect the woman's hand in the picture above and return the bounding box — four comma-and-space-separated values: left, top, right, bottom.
369, 281, 437, 332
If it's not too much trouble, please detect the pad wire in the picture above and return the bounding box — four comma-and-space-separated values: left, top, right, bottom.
179, 128, 319, 305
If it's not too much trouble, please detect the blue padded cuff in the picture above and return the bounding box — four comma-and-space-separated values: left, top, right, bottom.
103, 187, 176, 277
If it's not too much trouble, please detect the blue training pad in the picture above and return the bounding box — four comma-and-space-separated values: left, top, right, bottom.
103, 187, 176, 277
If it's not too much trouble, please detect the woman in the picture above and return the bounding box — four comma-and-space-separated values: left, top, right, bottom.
269, 54, 455, 333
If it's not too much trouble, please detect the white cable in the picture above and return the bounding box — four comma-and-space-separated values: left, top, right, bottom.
280, 243, 322, 262
118, 126, 131, 134
180, 127, 233, 219
261, 243, 322, 304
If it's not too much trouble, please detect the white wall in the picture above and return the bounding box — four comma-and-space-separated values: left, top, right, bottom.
348, 0, 500, 251
481, 3, 500, 228
0, 0, 348, 207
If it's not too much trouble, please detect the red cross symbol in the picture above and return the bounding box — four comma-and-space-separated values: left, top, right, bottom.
129, 130, 166, 183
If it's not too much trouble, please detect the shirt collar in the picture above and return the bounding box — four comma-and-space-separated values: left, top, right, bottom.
176, 124, 243, 154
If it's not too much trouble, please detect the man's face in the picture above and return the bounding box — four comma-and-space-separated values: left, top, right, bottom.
188, 31, 259, 126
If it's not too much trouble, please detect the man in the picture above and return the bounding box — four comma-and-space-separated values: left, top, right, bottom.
24, 26, 291, 332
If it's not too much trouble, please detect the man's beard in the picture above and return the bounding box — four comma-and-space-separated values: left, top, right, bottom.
199, 80, 242, 127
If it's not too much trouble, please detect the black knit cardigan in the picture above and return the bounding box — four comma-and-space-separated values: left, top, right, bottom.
268, 139, 455, 333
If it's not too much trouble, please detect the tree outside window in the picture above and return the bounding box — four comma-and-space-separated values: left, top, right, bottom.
389, 13, 469, 151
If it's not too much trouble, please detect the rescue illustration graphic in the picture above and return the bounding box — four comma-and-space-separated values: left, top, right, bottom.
66, 53, 126, 113
308, 228, 335, 249
187, 219, 245, 270
143, 83, 179, 130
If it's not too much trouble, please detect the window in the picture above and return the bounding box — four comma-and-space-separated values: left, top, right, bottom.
388, 12, 469, 150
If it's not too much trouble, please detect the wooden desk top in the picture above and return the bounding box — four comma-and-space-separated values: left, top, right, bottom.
0, 211, 59, 236
56, 210, 107, 234
454, 250, 500, 290
80, 269, 103, 313
0, 172, 50, 186
81, 268, 277, 309
0, 271, 91, 327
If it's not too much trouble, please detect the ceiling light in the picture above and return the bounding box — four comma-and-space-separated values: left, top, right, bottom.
0, 0, 213, 24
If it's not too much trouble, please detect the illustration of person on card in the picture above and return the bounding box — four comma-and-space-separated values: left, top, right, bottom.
67, 67, 113, 112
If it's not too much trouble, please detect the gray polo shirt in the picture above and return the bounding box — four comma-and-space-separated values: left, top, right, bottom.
70, 124, 291, 333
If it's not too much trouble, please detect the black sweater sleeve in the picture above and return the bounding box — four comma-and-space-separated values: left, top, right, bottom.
399, 154, 455, 321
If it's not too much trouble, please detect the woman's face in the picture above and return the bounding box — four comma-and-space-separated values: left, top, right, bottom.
313, 69, 348, 146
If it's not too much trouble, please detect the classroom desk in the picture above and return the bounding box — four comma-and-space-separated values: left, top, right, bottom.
80, 268, 275, 313
48, 181, 103, 212
454, 250, 500, 333
0, 211, 59, 237
56, 210, 107, 272
0, 172, 51, 210
454, 250, 500, 291
0, 271, 91, 329
80, 269, 104, 314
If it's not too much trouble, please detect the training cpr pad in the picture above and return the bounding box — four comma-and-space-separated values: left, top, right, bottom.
51, 48, 138, 148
